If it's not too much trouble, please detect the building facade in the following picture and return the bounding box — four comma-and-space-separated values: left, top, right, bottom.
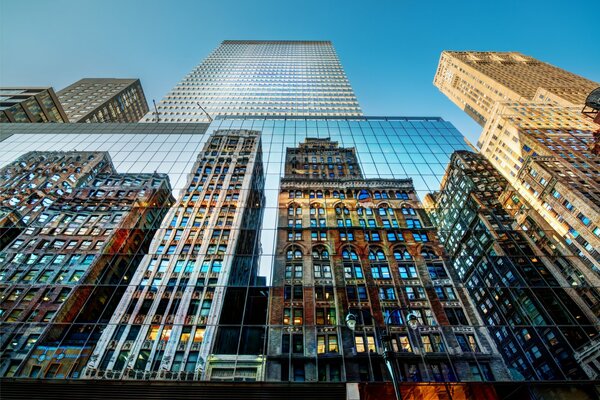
477, 103, 600, 270
426, 151, 600, 381
57, 79, 149, 123
433, 51, 599, 126
82, 129, 266, 381
266, 139, 508, 393
140, 41, 362, 123
0, 152, 173, 378
0, 88, 68, 123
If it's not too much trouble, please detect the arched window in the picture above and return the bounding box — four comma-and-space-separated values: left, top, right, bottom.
316, 190, 323, 199
288, 203, 302, 216
374, 191, 382, 200
420, 248, 439, 260
295, 190, 302, 199
333, 191, 340, 199
368, 247, 390, 279
312, 246, 331, 279
393, 248, 412, 261
342, 247, 363, 279
381, 192, 389, 199
394, 247, 417, 280
285, 246, 303, 280
286, 246, 303, 260
357, 189, 371, 201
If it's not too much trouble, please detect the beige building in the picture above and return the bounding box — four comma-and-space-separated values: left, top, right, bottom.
433, 51, 598, 126
479, 102, 600, 273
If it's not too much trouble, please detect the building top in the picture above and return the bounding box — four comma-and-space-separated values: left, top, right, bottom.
0, 87, 68, 123
221, 40, 332, 44
57, 78, 149, 122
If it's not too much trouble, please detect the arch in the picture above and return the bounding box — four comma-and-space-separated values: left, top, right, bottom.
287, 202, 302, 216
341, 246, 360, 261
420, 247, 439, 260
285, 244, 305, 260
393, 246, 413, 261
368, 246, 387, 262
357, 189, 371, 201
312, 244, 331, 260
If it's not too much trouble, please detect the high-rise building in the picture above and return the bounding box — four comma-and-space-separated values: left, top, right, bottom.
425, 151, 600, 382
57, 79, 149, 123
477, 103, 600, 269
140, 41, 363, 123
433, 51, 599, 126
0, 152, 173, 378
266, 138, 507, 395
83, 129, 266, 381
0, 88, 68, 123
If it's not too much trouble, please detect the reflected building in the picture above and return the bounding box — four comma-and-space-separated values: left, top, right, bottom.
57, 79, 149, 123
425, 151, 600, 382
267, 138, 507, 393
477, 104, 600, 271
0, 88, 69, 123
141, 41, 362, 122
83, 129, 266, 381
0, 153, 173, 378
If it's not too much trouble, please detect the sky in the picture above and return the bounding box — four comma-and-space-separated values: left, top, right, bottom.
1, 0, 599, 144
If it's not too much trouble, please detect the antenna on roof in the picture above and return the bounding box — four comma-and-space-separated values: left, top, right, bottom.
197, 102, 213, 123
152, 99, 160, 123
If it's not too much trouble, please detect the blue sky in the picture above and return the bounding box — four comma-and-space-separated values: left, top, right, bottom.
1, 0, 598, 144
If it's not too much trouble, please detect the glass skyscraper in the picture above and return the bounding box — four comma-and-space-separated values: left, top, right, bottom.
140, 40, 362, 123
1, 41, 599, 400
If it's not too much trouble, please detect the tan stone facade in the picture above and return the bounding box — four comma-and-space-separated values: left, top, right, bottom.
434, 51, 599, 126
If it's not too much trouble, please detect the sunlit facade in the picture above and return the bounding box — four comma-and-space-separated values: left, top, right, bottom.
140, 41, 362, 123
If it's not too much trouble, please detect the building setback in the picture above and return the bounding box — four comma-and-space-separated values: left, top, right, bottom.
266, 139, 507, 392
0, 88, 68, 123
425, 151, 600, 381
433, 51, 599, 126
0, 153, 173, 378
141, 41, 362, 123
57, 79, 149, 123
83, 129, 266, 381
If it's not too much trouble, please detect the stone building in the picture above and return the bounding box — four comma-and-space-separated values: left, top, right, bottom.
266, 138, 507, 394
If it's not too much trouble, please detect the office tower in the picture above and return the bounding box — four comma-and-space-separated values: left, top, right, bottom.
0, 153, 172, 378
83, 129, 266, 381
433, 51, 599, 126
425, 151, 600, 382
266, 138, 507, 396
478, 103, 600, 269
140, 40, 363, 123
57, 79, 149, 123
0, 88, 68, 123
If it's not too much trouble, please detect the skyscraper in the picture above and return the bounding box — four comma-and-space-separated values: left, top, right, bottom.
57, 79, 149, 123
0, 88, 68, 123
140, 41, 363, 123
477, 103, 600, 269
433, 51, 599, 126
83, 129, 266, 381
425, 151, 600, 383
